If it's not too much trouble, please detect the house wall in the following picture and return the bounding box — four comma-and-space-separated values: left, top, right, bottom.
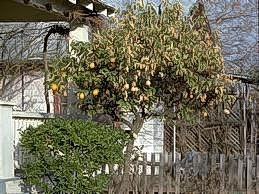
1, 73, 54, 113
135, 118, 164, 153
123, 114, 164, 153
0, 22, 68, 113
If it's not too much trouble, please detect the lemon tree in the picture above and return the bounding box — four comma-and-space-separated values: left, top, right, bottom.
51, 1, 226, 122
50, 1, 228, 190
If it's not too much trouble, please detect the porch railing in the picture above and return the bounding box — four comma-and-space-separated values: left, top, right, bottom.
13, 111, 53, 169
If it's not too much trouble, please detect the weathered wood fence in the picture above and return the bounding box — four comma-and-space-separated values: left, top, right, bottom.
106, 152, 259, 194
12, 112, 259, 193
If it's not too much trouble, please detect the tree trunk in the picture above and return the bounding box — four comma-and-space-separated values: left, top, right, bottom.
114, 114, 144, 194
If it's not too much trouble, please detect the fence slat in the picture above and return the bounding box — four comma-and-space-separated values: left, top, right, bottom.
166, 152, 172, 193
175, 153, 181, 194
220, 154, 225, 194
142, 153, 147, 194
229, 156, 236, 192
151, 153, 156, 176
211, 154, 217, 193
159, 153, 164, 194
247, 155, 252, 194
201, 153, 208, 193
237, 156, 243, 190
135, 158, 139, 194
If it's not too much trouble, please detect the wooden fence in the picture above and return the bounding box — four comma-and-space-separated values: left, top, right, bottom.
11, 112, 259, 193
106, 152, 259, 194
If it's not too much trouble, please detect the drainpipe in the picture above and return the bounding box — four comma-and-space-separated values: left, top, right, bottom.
43, 25, 70, 113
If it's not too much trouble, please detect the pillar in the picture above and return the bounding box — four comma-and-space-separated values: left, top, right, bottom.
0, 101, 23, 194
0, 101, 14, 178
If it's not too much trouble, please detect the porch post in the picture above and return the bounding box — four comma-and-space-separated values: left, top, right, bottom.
66, 24, 90, 116
0, 101, 15, 179
0, 101, 23, 194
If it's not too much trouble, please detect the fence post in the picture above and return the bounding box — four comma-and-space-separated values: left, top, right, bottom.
0, 101, 23, 193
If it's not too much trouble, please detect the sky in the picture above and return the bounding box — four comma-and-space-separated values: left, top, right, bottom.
102, 0, 196, 12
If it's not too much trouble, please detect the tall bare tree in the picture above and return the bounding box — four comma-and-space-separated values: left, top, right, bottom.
204, 0, 258, 77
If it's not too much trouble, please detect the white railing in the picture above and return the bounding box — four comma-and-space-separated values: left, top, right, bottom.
13, 111, 54, 169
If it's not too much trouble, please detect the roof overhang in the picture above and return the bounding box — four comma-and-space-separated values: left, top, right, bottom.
0, 0, 115, 22
77, 0, 115, 16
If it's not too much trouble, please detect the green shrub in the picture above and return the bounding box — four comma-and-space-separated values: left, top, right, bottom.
20, 118, 129, 194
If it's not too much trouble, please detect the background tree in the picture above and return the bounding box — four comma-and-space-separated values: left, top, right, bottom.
50, 1, 228, 192
104, 0, 258, 80
204, 0, 259, 156
204, 0, 258, 77
205, 0, 258, 95
164, 0, 258, 156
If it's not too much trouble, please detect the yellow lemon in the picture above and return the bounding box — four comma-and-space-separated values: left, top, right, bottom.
131, 87, 139, 92
50, 83, 58, 92
124, 83, 130, 90
93, 89, 99, 96
89, 63, 95, 69
203, 111, 208, 117
79, 92, 85, 100
125, 66, 129, 72
146, 80, 151, 86
111, 58, 116, 63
